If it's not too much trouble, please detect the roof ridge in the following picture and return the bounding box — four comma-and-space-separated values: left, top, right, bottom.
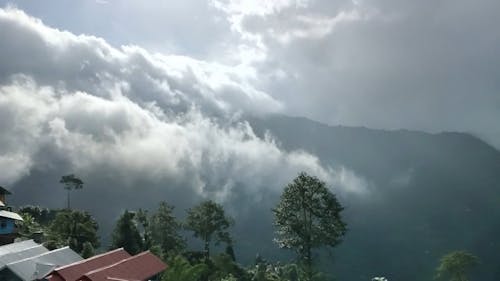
83, 251, 152, 277
6, 246, 71, 265
54, 248, 127, 271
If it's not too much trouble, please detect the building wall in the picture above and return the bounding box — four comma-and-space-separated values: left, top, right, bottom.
0, 218, 15, 235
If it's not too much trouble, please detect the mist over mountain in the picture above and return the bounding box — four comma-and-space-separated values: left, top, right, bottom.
248, 115, 500, 281
9, 114, 500, 281
1, 5, 500, 281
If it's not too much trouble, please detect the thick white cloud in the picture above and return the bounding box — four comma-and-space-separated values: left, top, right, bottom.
0, 8, 367, 202
0, 76, 365, 199
0, 7, 282, 117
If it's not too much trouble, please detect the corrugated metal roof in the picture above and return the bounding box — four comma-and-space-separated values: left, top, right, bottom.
4, 246, 82, 280
0, 240, 38, 257
0, 210, 23, 221
0, 245, 49, 267
47, 248, 131, 281
79, 251, 166, 281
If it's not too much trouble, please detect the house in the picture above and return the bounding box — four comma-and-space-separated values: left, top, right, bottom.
0, 186, 24, 245
0, 210, 24, 235
77, 251, 166, 281
0, 246, 82, 281
0, 186, 12, 206
45, 248, 131, 281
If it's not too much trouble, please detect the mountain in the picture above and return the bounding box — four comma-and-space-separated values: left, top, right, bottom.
246, 115, 500, 281
9, 114, 500, 281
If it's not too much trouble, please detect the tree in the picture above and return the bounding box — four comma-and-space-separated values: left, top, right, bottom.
434, 251, 479, 281
150, 201, 185, 256
185, 200, 233, 260
162, 255, 207, 281
18, 213, 44, 242
81, 241, 95, 259
273, 172, 347, 280
135, 208, 152, 251
59, 174, 84, 209
47, 209, 100, 254
110, 210, 143, 255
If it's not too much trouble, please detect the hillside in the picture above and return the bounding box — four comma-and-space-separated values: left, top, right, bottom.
9, 115, 500, 281
247, 115, 500, 281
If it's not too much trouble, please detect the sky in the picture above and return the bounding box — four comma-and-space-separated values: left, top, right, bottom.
0, 0, 499, 200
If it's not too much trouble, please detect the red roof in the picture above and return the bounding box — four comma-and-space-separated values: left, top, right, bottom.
46, 248, 131, 281
77, 251, 167, 281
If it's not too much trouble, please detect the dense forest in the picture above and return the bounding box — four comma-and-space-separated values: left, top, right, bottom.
16, 171, 481, 281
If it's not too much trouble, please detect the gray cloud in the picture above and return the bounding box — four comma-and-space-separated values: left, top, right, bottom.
4, 1, 499, 148
213, 0, 500, 148
0, 8, 367, 205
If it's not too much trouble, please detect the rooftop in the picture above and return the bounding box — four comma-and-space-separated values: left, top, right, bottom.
0, 210, 24, 221
79, 251, 166, 281
47, 248, 131, 281
0, 240, 38, 257
4, 246, 82, 280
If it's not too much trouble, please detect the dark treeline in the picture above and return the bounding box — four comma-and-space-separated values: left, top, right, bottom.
16, 172, 479, 281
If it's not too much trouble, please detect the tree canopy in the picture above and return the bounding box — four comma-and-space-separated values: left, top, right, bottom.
47, 209, 99, 254
435, 251, 479, 281
110, 210, 144, 255
150, 201, 185, 256
273, 172, 347, 279
59, 174, 84, 209
185, 200, 233, 260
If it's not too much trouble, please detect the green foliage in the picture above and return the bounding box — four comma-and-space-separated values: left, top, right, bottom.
18, 205, 57, 226
185, 200, 233, 259
209, 253, 250, 281
110, 210, 143, 255
273, 172, 347, 280
17, 213, 44, 242
162, 255, 207, 281
135, 208, 152, 251
219, 274, 239, 281
150, 201, 186, 256
46, 209, 100, 254
247, 261, 325, 281
434, 251, 479, 281
59, 174, 84, 209
81, 241, 95, 258
60, 174, 84, 190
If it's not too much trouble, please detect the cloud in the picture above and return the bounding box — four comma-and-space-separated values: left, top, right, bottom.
0, 8, 368, 204
0, 76, 365, 201
212, 0, 500, 148
5, 1, 500, 148
0, 7, 283, 118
